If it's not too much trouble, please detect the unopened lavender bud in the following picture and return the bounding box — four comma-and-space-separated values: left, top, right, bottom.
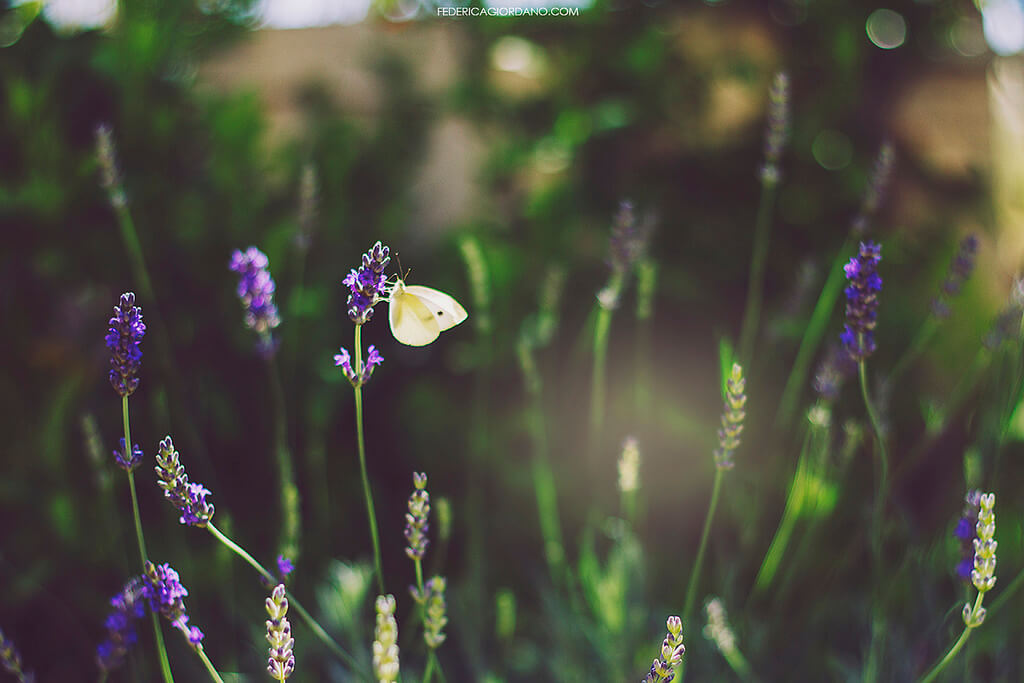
422, 576, 448, 650
405, 472, 430, 561
714, 364, 746, 470
154, 436, 215, 527
372, 595, 399, 682
760, 72, 790, 184
971, 492, 997, 594
641, 615, 685, 682
95, 124, 126, 209
266, 584, 295, 681
618, 436, 640, 494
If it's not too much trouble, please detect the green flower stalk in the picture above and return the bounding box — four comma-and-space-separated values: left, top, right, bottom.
372, 595, 400, 683
642, 616, 685, 682
738, 71, 789, 366
918, 493, 997, 683
681, 364, 746, 678
337, 242, 391, 595
266, 584, 295, 681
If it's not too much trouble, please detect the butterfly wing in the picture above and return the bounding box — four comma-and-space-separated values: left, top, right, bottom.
389, 288, 442, 346
403, 285, 468, 332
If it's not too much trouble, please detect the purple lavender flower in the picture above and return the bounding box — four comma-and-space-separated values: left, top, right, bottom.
343, 241, 390, 325
277, 555, 295, 583
97, 576, 147, 673
143, 561, 204, 650
230, 247, 282, 338
113, 438, 143, 472
840, 242, 882, 362
154, 436, 215, 527
931, 234, 978, 319
405, 472, 430, 561
954, 490, 983, 582
105, 292, 146, 397
334, 345, 384, 388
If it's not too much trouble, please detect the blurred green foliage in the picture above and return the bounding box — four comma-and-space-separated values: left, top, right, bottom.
2, 0, 1024, 681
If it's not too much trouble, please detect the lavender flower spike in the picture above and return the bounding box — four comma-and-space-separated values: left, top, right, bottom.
230, 247, 282, 338
266, 584, 295, 681
0, 627, 32, 683
143, 561, 205, 650
642, 615, 685, 682
155, 436, 215, 527
105, 292, 146, 397
931, 234, 979, 319
840, 242, 882, 361
714, 364, 747, 470
334, 345, 384, 388
421, 576, 448, 650
760, 72, 790, 184
372, 595, 399, 682
404, 472, 430, 561
97, 576, 147, 673
343, 241, 391, 325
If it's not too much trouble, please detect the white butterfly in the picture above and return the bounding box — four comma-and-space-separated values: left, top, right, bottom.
388, 278, 468, 346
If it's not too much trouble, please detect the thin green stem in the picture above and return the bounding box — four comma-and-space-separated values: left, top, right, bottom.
738, 178, 779, 366
754, 428, 812, 594
590, 291, 617, 454
205, 523, 364, 674
683, 469, 724, 638
518, 341, 578, 609
917, 593, 985, 683
354, 324, 385, 595
859, 358, 889, 683
776, 239, 852, 426
723, 647, 754, 682
678, 469, 725, 682
423, 651, 436, 683
195, 648, 225, 683
266, 349, 301, 561
122, 396, 174, 683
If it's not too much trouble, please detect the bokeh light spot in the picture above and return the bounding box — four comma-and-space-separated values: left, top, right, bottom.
982, 0, 1024, 55
812, 130, 853, 171
866, 9, 907, 49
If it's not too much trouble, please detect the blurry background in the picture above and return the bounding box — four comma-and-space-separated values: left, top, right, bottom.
2, 0, 1024, 680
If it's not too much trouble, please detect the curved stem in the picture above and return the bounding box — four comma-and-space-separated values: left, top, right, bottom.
917, 593, 985, 683
123, 396, 174, 683
739, 178, 779, 366
205, 523, 364, 674
589, 273, 621, 465
679, 468, 725, 681
354, 324, 385, 594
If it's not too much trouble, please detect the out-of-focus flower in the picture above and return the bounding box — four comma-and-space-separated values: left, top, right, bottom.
840, 242, 882, 361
